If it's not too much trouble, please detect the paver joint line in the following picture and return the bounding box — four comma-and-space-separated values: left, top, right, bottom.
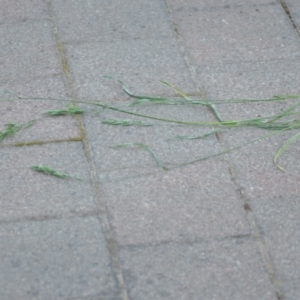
45, 1, 129, 299
280, 0, 300, 37
163, 1, 287, 299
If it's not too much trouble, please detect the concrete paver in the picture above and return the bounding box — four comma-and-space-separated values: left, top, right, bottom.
0, 0, 49, 22
166, 1, 300, 298
195, 58, 300, 100
0, 77, 81, 144
1, 0, 300, 299
50, 0, 197, 99
51, 0, 174, 43
119, 238, 276, 300
0, 216, 119, 300
0, 142, 96, 221
64, 39, 196, 101
0, 20, 61, 82
167, 0, 300, 65
100, 161, 249, 246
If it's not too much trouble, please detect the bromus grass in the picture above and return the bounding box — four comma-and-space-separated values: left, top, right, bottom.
1, 79, 300, 173
0, 120, 35, 142
31, 165, 81, 181
44, 104, 84, 116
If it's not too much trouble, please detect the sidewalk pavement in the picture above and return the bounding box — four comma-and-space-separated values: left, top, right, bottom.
1, 0, 300, 299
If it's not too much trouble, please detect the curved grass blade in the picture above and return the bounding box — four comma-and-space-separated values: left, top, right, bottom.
31, 165, 81, 181
110, 143, 166, 170
162, 81, 223, 121
273, 131, 300, 172
104, 76, 172, 104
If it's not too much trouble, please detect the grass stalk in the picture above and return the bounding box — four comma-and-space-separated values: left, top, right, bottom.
31, 165, 81, 181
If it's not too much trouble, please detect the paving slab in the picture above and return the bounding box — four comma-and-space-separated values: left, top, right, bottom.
0, 20, 61, 83
0, 216, 119, 300
119, 238, 276, 300
82, 101, 251, 246
51, 0, 174, 43
100, 161, 249, 246
194, 59, 300, 199
0, 142, 97, 222
0, 76, 81, 144
196, 58, 300, 99
167, 0, 300, 65
250, 195, 300, 300
1, 0, 300, 299
0, 0, 49, 23
0, 0, 80, 144
64, 39, 196, 101
49, 0, 197, 100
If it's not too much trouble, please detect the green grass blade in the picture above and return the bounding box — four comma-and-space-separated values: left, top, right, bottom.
104, 76, 173, 103
0, 120, 35, 142
23, 120, 35, 129
102, 119, 151, 126
111, 143, 166, 169
170, 130, 219, 140
267, 101, 300, 123
162, 81, 223, 121
171, 123, 300, 170
31, 165, 81, 180
130, 98, 179, 106
44, 105, 84, 116
135, 143, 166, 169
273, 131, 300, 172
162, 81, 192, 100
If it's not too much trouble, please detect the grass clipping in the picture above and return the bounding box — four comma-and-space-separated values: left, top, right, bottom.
31, 165, 81, 181
1, 79, 300, 173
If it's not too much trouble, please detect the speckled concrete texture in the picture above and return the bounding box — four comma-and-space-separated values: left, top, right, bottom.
64, 39, 196, 100
250, 195, 300, 299
167, 0, 300, 64
100, 161, 249, 246
50, 0, 196, 99
0, 216, 119, 300
1, 0, 300, 299
165, 0, 300, 298
0, 142, 96, 221
119, 238, 276, 300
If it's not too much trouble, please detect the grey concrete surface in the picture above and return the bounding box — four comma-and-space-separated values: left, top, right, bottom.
0, 216, 119, 300
100, 161, 249, 246
1, 0, 300, 299
250, 195, 300, 299
119, 238, 276, 300
0, 142, 97, 222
